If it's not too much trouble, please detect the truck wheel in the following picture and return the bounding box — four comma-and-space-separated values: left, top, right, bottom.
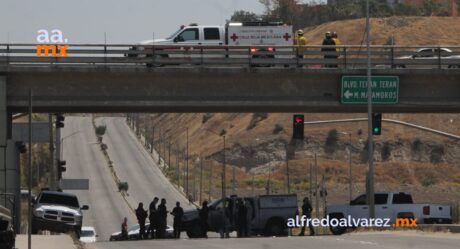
264, 219, 286, 237
186, 221, 204, 238
329, 213, 346, 235
73, 226, 82, 239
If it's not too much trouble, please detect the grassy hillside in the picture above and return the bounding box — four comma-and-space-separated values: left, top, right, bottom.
302, 16, 460, 45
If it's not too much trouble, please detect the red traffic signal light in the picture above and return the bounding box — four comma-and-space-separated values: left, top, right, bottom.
293, 114, 304, 139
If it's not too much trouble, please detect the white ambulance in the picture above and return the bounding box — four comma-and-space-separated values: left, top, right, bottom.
131, 22, 294, 65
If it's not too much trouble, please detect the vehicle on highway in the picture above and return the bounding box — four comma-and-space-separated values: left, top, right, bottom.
182, 194, 298, 238
32, 191, 89, 238
0, 205, 15, 249
129, 21, 293, 66
109, 223, 174, 241
394, 47, 460, 69
79, 226, 98, 243
326, 192, 452, 235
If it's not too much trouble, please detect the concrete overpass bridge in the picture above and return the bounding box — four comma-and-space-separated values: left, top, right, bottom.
2, 66, 460, 113
1, 44, 460, 229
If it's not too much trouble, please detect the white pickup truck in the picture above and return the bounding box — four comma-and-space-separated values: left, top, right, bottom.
32, 191, 89, 238
130, 21, 294, 66
182, 194, 298, 238
326, 192, 452, 235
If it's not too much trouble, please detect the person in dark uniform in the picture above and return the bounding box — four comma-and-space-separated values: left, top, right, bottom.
135, 202, 148, 239
299, 197, 315, 236
156, 198, 168, 239
170, 201, 184, 238
121, 217, 128, 240
237, 199, 248, 237
321, 31, 337, 68
199, 200, 209, 238
147, 197, 159, 239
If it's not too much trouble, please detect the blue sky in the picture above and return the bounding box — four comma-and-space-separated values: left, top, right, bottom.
0, 0, 325, 44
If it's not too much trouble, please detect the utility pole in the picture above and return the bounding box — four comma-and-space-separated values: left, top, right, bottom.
366, 0, 375, 219
176, 145, 180, 187
151, 123, 154, 154
315, 153, 319, 219
144, 117, 148, 147
168, 141, 171, 168
158, 128, 161, 165
27, 89, 32, 249
200, 154, 203, 203
186, 127, 189, 197
208, 160, 212, 200
252, 171, 255, 196
348, 133, 352, 202
232, 166, 236, 194
309, 163, 313, 201
55, 119, 61, 186
285, 143, 291, 194
222, 135, 226, 199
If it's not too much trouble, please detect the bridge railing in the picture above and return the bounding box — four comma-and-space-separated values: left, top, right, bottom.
0, 43, 459, 69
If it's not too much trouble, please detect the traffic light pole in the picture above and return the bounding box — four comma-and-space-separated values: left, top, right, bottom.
366, 0, 375, 219
49, 114, 56, 190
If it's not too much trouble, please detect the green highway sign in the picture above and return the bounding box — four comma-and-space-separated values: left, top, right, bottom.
341, 76, 399, 104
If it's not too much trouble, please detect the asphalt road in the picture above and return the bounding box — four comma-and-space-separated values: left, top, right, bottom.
62, 116, 135, 241
96, 117, 194, 223
16, 235, 75, 249
88, 232, 460, 249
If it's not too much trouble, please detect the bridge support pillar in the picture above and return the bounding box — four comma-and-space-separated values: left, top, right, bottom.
0, 77, 21, 231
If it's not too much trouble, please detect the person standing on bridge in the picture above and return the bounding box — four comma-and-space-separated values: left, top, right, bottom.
299, 197, 315, 236
295, 29, 307, 68
157, 198, 168, 239
148, 197, 159, 239
121, 217, 128, 240
135, 202, 148, 239
322, 31, 337, 68
171, 201, 184, 238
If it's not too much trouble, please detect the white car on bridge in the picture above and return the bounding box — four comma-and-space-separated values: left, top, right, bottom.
394, 47, 460, 69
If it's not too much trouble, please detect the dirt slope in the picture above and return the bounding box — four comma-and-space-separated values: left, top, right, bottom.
302, 16, 460, 45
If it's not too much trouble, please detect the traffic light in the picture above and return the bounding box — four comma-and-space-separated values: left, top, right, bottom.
372, 113, 382, 135
292, 114, 304, 139
58, 160, 66, 179
56, 113, 65, 128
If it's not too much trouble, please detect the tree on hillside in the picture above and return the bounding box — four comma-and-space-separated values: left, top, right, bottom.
259, 0, 301, 27
230, 10, 261, 22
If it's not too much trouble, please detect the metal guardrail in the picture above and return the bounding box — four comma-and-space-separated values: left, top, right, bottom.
0, 44, 460, 69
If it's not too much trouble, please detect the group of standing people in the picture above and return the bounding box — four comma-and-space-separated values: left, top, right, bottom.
121, 196, 315, 240
121, 197, 184, 240
294, 29, 342, 68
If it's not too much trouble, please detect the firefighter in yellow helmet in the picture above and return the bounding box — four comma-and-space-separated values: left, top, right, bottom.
295, 29, 307, 67
332, 31, 342, 51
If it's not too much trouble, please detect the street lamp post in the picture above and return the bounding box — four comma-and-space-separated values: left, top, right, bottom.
222, 135, 226, 199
